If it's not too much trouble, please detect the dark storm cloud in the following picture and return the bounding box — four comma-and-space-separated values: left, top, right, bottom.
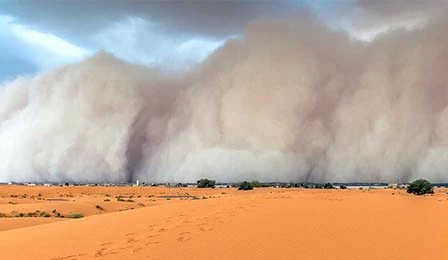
343, 0, 448, 33
0, 0, 300, 44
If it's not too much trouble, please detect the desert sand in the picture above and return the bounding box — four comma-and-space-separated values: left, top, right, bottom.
0, 186, 447, 260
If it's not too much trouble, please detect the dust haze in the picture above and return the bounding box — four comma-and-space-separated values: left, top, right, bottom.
1, 6, 448, 183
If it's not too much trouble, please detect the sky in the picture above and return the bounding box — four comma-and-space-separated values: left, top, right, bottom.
0, 1, 298, 83
0, 0, 443, 83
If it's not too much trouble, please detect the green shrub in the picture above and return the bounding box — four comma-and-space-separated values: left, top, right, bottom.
68, 212, 84, 219
238, 181, 254, 190
196, 179, 216, 188
407, 179, 434, 195
339, 185, 347, 189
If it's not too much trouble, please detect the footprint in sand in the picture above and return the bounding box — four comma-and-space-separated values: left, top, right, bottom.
51, 254, 85, 260
146, 234, 160, 239
196, 223, 214, 232
147, 224, 157, 231
176, 236, 192, 242
127, 237, 139, 243
133, 247, 143, 253
145, 241, 161, 245
94, 248, 107, 257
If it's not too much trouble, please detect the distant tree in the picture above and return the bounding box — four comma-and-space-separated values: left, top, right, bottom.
323, 183, 334, 189
196, 179, 216, 188
313, 184, 323, 189
300, 183, 310, 189
407, 179, 434, 195
339, 184, 347, 189
238, 181, 254, 190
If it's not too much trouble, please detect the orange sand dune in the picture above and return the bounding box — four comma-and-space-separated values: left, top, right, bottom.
0, 188, 447, 260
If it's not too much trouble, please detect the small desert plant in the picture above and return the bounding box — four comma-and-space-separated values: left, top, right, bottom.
238, 181, 254, 190
95, 205, 104, 210
126, 199, 135, 202
104, 198, 111, 202
196, 179, 216, 188
68, 212, 84, 218
339, 185, 347, 189
407, 179, 434, 195
51, 209, 62, 217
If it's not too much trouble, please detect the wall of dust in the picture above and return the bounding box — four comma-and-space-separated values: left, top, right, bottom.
1, 12, 448, 183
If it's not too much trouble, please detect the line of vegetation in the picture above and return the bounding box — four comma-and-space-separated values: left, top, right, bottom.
0, 209, 67, 218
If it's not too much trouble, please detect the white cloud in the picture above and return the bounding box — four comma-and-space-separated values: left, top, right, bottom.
0, 15, 91, 71
93, 16, 225, 70
176, 38, 225, 63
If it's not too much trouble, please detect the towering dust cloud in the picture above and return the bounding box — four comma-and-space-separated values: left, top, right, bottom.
1, 10, 448, 183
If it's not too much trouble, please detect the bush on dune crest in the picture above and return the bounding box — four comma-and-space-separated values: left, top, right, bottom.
68, 212, 84, 218
407, 179, 434, 195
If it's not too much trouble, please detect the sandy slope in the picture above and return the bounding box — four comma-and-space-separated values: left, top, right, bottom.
0, 186, 229, 231
0, 188, 447, 260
